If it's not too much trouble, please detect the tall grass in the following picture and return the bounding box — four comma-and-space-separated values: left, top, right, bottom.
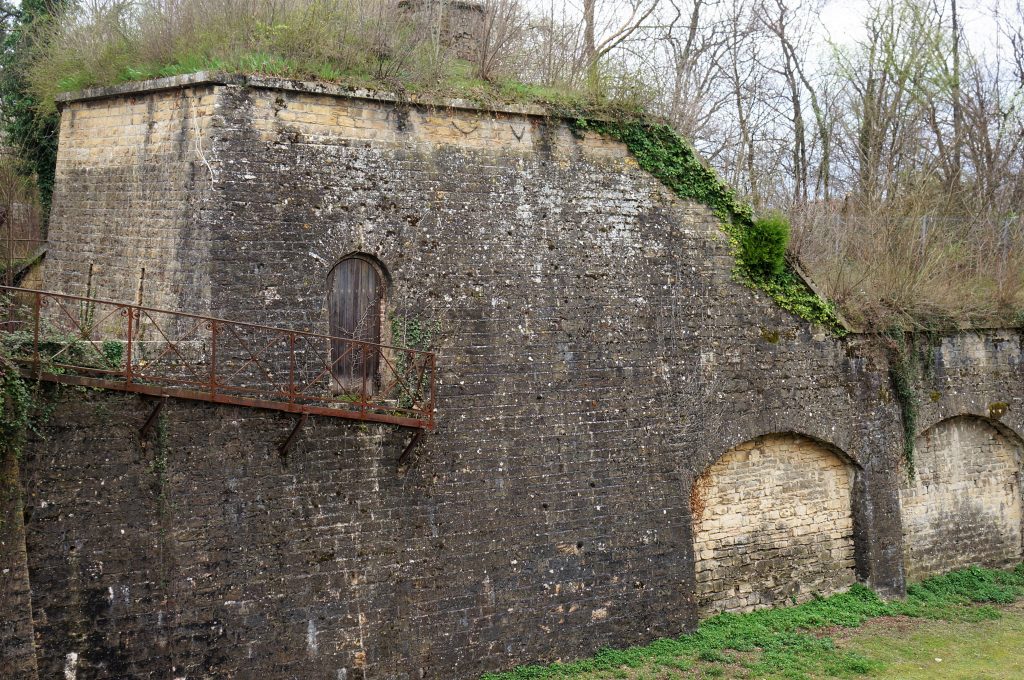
25, 0, 660, 115
790, 205, 1024, 330
26, 0, 454, 113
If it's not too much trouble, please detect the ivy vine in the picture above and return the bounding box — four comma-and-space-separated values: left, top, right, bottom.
389, 314, 437, 410
0, 358, 32, 464
886, 326, 921, 479
570, 117, 845, 334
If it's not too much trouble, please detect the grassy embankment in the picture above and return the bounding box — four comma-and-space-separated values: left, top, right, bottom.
482, 565, 1024, 679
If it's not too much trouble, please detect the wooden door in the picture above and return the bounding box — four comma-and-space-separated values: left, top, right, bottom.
328, 257, 382, 394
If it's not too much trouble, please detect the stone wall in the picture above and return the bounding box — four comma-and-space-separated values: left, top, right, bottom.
901, 416, 1024, 582
45, 84, 216, 312
692, 434, 856, 616
0, 450, 37, 680
1, 74, 1020, 678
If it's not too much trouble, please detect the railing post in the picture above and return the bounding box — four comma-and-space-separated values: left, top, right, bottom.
429, 353, 437, 430
364, 340, 372, 419
125, 306, 133, 385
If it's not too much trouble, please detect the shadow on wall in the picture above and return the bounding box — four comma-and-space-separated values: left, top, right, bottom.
901, 416, 1024, 583
691, 433, 859, 617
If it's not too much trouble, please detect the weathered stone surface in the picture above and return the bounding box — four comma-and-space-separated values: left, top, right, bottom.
0, 449, 37, 680
901, 416, 1024, 582
693, 434, 856, 616
0, 76, 1019, 678
45, 85, 217, 312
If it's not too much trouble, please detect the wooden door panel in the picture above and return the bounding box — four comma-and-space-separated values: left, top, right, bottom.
328, 257, 382, 394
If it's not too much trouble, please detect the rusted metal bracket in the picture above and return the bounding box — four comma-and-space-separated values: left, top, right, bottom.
398, 429, 425, 468
140, 395, 168, 439
279, 413, 308, 457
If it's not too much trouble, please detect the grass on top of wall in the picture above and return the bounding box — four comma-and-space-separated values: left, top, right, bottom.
482, 564, 1024, 680
23, 0, 635, 117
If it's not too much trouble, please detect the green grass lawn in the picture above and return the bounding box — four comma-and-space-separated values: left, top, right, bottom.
482, 565, 1024, 680
844, 607, 1024, 679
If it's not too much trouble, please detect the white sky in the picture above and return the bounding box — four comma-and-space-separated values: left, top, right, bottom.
819, 0, 1011, 56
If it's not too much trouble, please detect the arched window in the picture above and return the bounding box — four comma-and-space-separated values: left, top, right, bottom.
327, 254, 386, 394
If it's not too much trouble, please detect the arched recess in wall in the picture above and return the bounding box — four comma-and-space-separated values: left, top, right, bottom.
900, 416, 1024, 583
326, 253, 389, 395
691, 433, 858, 617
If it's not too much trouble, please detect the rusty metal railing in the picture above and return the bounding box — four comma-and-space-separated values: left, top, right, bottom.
0, 286, 436, 429
1, 198, 45, 286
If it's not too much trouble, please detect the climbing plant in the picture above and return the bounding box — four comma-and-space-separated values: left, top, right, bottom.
389, 313, 438, 410
886, 326, 920, 479
0, 356, 31, 461
570, 117, 845, 334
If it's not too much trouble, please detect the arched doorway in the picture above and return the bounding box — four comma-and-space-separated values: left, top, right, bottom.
327, 254, 387, 394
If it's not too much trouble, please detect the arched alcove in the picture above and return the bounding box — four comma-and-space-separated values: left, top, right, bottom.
900, 416, 1024, 582
692, 433, 857, 616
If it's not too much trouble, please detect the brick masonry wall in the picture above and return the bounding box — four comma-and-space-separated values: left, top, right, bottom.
5, 75, 1021, 678
900, 416, 1024, 582
19, 392, 413, 680
44, 85, 217, 312
692, 434, 856, 616
1, 449, 37, 680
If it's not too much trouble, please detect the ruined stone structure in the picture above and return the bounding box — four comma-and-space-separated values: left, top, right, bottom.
1, 73, 1023, 678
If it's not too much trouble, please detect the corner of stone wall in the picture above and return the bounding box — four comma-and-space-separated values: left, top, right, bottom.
0, 449, 38, 679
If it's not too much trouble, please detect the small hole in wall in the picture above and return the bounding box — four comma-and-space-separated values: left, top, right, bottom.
541, 503, 548, 510
576, 542, 584, 550
589, 482, 596, 488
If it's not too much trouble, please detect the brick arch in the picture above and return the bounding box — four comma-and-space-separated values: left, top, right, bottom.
917, 407, 1024, 445
900, 415, 1024, 582
700, 417, 868, 479
691, 433, 857, 617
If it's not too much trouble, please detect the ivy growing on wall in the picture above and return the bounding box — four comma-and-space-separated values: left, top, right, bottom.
886, 326, 921, 479
570, 117, 845, 334
0, 358, 32, 463
0, 0, 69, 209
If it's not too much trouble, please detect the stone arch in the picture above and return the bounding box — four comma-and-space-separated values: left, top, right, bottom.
691, 433, 857, 617
900, 415, 1024, 582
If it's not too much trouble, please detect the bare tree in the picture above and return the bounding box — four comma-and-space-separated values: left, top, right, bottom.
474, 0, 529, 80
575, 0, 660, 90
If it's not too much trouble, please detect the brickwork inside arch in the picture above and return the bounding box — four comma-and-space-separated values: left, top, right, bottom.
901, 417, 1023, 582
693, 434, 856, 616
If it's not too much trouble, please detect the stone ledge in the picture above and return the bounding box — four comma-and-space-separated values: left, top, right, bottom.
55, 71, 553, 119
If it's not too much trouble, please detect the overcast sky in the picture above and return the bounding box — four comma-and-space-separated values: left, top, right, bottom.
818, 0, 1008, 55
529, 0, 1016, 62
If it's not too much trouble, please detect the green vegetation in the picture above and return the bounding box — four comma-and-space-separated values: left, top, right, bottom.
845, 609, 1024, 679
0, 355, 32, 461
742, 213, 790, 281
0, 0, 68, 209
20, 0, 596, 116
482, 565, 1024, 680
886, 328, 920, 479
575, 119, 844, 333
